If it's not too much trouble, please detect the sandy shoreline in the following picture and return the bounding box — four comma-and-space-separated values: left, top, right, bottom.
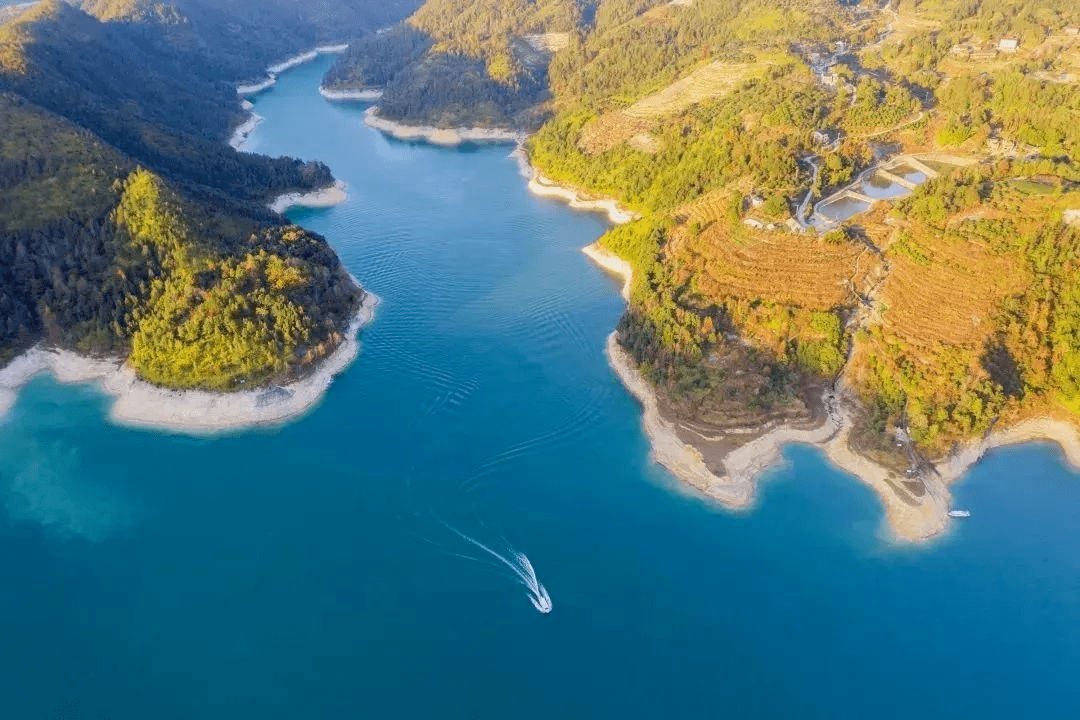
581, 243, 633, 302
320, 87, 383, 101
236, 44, 350, 97
362, 107, 525, 147
236, 77, 277, 95
605, 327, 955, 542
269, 180, 348, 214
529, 174, 639, 225
0, 293, 378, 433
229, 104, 263, 151
605, 333, 754, 508
940, 418, 1080, 483
358, 108, 638, 224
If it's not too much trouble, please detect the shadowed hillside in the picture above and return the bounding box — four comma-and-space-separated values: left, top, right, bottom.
80, 0, 424, 81
0, 93, 362, 387
0, 0, 334, 207
324, 0, 580, 128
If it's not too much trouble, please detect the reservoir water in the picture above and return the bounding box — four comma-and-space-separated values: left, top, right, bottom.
2, 58, 1080, 718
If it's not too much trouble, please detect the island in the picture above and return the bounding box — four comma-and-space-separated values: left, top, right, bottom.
325, 0, 1080, 541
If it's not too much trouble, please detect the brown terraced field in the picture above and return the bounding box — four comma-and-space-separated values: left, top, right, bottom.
877, 230, 1029, 351
677, 188, 742, 225
624, 61, 761, 119
673, 221, 872, 311
578, 112, 653, 154
578, 60, 768, 154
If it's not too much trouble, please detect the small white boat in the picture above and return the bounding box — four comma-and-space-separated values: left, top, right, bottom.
948, 509, 971, 518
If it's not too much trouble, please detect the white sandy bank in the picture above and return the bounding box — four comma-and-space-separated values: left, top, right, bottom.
528, 174, 639, 225
229, 111, 263, 151
269, 180, 348, 214
320, 87, 383, 101
237, 77, 276, 95
582, 243, 632, 302
267, 50, 318, 76
605, 333, 754, 508
606, 330, 952, 542
0, 294, 378, 433
941, 419, 1080, 484
362, 107, 525, 147
236, 44, 350, 97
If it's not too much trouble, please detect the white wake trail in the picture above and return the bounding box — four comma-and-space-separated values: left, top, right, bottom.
440, 522, 552, 614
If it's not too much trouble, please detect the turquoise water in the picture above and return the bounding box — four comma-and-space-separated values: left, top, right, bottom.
3, 57, 1080, 718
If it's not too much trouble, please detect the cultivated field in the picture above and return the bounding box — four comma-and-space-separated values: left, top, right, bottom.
523, 32, 569, 53
578, 112, 653, 154
578, 60, 764, 154
877, 233, 1026, 350
674, 222, 873, 311
623, 61, 760, 119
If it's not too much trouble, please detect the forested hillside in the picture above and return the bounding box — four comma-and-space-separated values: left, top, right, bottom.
0, 93, 361, 387
0, 1, 341, 209
81, 0, 423, 81
0, 0, 427, 388
324, 0, 580, 127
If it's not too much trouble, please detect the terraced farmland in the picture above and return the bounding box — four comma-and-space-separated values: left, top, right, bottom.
876, 232, 1028, 350
578, 112, 653, 154
577, 61, 763, 154
624, 61, 760, 119
674, 222, 872, 311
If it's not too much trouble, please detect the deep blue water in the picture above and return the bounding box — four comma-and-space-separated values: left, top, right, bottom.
2, 57, 1080, 719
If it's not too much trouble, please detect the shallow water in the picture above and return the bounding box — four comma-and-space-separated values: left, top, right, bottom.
899, 167, 929, 185
813, 195, 872, 228
2, 57, 1080, 718
862, 172, 913, 200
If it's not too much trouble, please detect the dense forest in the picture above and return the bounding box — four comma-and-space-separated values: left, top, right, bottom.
0, 1, 335, 208
0, 92, 360, 387
324, 0, 579, 127
0, 0, 421, 387
79, 0, 424, 81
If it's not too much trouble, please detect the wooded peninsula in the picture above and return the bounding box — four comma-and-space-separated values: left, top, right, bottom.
0, 0, 419, 392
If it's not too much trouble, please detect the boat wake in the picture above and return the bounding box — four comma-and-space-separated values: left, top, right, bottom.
426, 518, 552, 613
